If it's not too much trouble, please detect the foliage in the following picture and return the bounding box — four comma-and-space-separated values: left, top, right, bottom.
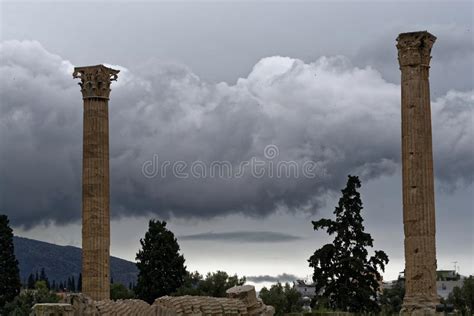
39, 268, 50, 289
379, 280, 405, 314
27, 273, 36, 290
78, 273, 82, 292
259, 282, 302, 316
174, 271, 246, 297
447, 276, 474, 315
66, 276, 76, 292
0, 214, 21, 311
308, 175, 389, 313
110, 283, 135, 300
135, 220, 187, 304
463, 276, 474, 312
2, 281, 59, 316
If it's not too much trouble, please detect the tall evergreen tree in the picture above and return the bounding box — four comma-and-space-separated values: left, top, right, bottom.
27, 273, 36, 290
39, 267, 50, 289
39, 268, 47, 281
308, 175, 389, 313
78, 273, 82, 292
135, 220, 187, 303
0, 214, 21, 309
67, 277, 72, 292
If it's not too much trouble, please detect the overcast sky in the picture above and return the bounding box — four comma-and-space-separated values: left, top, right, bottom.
0, 0, 473, 286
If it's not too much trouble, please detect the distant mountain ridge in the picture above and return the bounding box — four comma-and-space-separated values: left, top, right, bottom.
13, 236, 138, 287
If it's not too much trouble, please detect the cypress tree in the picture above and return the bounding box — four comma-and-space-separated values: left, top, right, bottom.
308, 175, 389, 313
78, 273, 82, 292
39, 267, 50, 289
39, 268, 46, 281
135, 220, 187, 303
0, 214, 21, 308
27, 273, 36, 289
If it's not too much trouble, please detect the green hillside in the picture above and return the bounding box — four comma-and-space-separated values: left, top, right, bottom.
13, 236, 137, 288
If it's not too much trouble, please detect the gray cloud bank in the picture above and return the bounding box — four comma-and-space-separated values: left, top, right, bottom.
179, 231, 302, 243
246, 273, 299, 284
0, 39, 472, 228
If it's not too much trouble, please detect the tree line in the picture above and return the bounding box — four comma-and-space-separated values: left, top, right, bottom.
2, 176, 473, 315
25, 269, 82, 293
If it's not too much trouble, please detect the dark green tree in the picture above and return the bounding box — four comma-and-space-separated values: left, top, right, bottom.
447, 276, 474, 315
39, 268, 50, 289
174, 271, 203, 296
463, 276, 474, 313
259, 282, 302, 316
0, 214, 21, 310
308, 175, 389, 313
175, 271, 246, 297
135, 220, 187, 303
110, 283, 135, 300
448, 286, 466, 314
27, 274, 36, 290
379, 280, 405, 314
78, 273, 82, 292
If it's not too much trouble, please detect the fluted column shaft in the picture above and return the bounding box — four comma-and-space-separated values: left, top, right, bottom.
73, 65, 119, 301
397, 31, 438, 314
82, 97, 110, 300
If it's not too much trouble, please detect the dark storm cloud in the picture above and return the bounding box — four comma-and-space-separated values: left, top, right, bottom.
246, 273, 300, 283
0, 40, 472, 228
354, 24, 474, 98
179, 231, 302, 243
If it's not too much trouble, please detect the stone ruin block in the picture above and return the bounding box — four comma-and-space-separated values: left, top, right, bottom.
30, 285, 274, 316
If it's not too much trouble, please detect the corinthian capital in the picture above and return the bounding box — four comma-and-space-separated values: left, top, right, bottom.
73, 65, 120, 100
397, 31, 436, 67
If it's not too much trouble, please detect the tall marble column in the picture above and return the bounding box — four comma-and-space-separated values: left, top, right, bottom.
397, 31, 438, 314
73, 65, 119, 301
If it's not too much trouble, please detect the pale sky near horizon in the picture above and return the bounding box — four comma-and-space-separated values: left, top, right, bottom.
1, 0, 473, 286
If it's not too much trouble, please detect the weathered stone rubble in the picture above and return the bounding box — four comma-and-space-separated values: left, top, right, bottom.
30, 285, 274, 316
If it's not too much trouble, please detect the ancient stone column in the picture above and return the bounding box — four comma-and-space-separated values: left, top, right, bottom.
73, 65, 119, 301
397, 31, 438, 314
